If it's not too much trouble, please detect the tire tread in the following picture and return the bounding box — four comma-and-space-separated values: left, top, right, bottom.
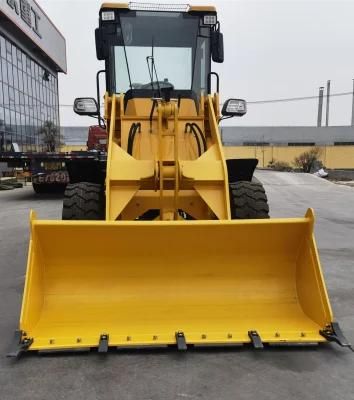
62, 182, 104, 220
230, 181, 270, 219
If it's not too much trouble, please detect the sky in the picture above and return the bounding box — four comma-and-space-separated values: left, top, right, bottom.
39, 0, 354, 127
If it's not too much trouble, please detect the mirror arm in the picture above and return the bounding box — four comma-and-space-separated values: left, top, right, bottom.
96, 70, 106, 129
218, 115, 234, 124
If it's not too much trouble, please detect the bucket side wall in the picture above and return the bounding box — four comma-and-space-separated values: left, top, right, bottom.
296, 230, 333, 328
20, 231, 45, 333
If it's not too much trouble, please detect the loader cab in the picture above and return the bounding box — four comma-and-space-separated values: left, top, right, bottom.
95, 3, 224, 106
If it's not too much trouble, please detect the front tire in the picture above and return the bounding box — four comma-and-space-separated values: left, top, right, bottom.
62, 182, 104, 220
229, 181, 269, 219
32, 182, 66, 194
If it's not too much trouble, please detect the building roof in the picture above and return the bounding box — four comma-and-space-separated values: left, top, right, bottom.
101, 3, 216, 12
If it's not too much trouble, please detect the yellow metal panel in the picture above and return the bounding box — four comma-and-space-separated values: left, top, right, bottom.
19, 211, 44, 330
189, 5, 216, 12
105, 94, 117, 220
206, 97, 231, 219
20, 210, 333, 351
194, 184, 226, 220
109, 185, 139, 221
124, 98, 198, 118
101, 3, 129, 10
181, 160, 224, 181
109, 145, 155, 181
296, 209, 333, 326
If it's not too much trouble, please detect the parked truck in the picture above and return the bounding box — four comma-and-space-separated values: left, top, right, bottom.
0, 125, 107, 193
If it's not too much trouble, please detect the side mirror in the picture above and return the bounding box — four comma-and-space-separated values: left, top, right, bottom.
95, 28, 108, 60
95, 25, 120, 61
222, 99, 247, 117
73, 98, 99, 116
211, 30, 224, 63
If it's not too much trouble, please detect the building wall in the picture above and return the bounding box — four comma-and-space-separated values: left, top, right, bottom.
0, 32, 59, 152
222, 126, 354, 146
60, 141, 354, 169
59, 125, 354, 169
0, 0, 66, 153
222, 126, 354, 169
224, 145, 354, 169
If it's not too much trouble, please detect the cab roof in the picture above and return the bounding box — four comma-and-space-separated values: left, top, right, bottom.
100, 3, 216, 12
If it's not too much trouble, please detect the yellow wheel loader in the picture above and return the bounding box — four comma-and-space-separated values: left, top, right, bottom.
8, 2, 352, 357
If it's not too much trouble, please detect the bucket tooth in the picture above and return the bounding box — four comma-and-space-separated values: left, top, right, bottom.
7, 330, 33, 358
248, 331, 264, 349
175, 332, 187, 351
320, 323, 353, 351
98, 334, 109, 353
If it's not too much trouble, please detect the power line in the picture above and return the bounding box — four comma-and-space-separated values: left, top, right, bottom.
60, 90, 353, 106
1, 91, 353, 109
0, 103, 103, 108
242, 91, 352, 105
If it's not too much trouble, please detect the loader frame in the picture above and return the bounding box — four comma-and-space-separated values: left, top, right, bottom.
104, 92, 231, 221
8, 2, 352, 357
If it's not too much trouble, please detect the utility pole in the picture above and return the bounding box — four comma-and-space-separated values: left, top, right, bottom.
325, 80, 330, 126
317, 86, 324, 127
351, 79, 354, 126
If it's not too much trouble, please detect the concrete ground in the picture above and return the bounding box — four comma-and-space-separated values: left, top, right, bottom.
0, 171, 353, 400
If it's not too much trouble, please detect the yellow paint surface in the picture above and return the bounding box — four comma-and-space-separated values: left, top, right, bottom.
224, 145, 354, 169
20, 210, 332, 350
60, 144, 354, 169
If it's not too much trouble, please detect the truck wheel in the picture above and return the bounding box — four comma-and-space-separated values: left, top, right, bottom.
32, 183, 46, 194
33, 183, 66, 194
62, 182, 104, 220
229, 181, 269, 219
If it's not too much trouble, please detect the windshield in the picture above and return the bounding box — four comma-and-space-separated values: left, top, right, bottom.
111, 11, 211, 95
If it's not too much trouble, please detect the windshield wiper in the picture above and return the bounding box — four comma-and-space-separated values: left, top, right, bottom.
146, 38, 162, 98
119, 16, 132, 90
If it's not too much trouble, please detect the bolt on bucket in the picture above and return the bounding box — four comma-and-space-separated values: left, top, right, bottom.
18, 209, 334, 352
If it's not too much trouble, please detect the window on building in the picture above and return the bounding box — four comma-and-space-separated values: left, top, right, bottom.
288, 142, 316, 146
0, 32, 60, 152
243, 142, 270, 146
333, 142, 354, 146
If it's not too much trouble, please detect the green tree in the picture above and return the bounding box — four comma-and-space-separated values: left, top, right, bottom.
39, 121, 63, 152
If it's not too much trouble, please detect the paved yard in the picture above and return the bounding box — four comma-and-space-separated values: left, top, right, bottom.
0, 171, 353, 400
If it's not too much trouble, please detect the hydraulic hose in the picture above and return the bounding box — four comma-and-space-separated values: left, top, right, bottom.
127, 123, 141, 156
190, 123, 207, 153
185, 123, 207, 157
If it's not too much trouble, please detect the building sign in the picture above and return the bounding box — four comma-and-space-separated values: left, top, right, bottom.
0, 0, 67, 72
6, 0, 41, 38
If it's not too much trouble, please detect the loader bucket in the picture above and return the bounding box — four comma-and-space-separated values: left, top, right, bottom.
19, 209, 333, 352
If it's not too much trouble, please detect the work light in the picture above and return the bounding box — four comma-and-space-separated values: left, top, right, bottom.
203, 15, 217, 25
101, 11, 115, 21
